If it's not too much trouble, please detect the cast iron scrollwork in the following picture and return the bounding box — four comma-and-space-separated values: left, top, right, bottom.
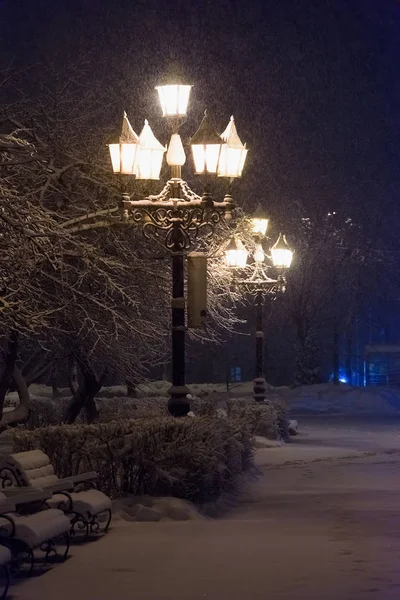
236, 261, 284, 299
127, 203, 226, 251
0, 514, 15, 539
0, 468, 18, 489
143, 179, 203, 204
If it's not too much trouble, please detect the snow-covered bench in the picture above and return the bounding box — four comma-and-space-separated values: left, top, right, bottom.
0, 451, 112, 542
0, 489, 70, 581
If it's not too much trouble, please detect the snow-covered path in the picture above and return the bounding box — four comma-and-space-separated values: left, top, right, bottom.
14, 418, 400, 599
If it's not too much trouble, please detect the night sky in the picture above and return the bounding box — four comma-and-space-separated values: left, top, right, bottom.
1, 0, 399, 233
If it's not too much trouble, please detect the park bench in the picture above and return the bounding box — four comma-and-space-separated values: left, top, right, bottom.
0, 450, 112, 542
0, 488, 71, 593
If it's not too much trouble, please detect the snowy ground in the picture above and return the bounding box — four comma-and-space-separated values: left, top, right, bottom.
13, 416, 400, 600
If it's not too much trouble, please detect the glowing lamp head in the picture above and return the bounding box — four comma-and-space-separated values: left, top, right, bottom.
225, 237, 249, 269
271, 234, 293, 269
135, 119, 166, 180
156, 84, 192, 117
108, 112, 141, 175
190, 111, 222, 174
218, 116, 248, 178
250, 204, 269, 236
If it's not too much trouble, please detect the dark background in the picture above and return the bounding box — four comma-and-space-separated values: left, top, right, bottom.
1, 0, 399, 385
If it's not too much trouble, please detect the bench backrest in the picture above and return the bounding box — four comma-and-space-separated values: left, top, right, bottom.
0, 450, 59, 489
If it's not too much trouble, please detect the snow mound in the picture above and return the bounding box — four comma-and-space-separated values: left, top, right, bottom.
113, 496, 203, 522
252, 436, 282, 449
285, 383, 400, 416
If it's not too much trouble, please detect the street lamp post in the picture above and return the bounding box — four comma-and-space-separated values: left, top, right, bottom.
226, 209, 293, 402
107, 82, 247, 416
254, 288, 266, 401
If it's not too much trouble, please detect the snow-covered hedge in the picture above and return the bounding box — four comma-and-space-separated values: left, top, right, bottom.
97, 381, 258, 399
13, 417, 254, 504
23, 395, 286, 439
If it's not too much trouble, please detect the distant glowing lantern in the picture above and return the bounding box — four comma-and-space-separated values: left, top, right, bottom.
254, 244, 265, 264
225, 237, 248, 269
271, 234, 293, 269
156, 84, 192, 117
190, 111, 223, 174
250, 204, 269, 236
135, 119, 166, 180
217, 116, 248, 178
166, 133, 186, 167
108, 112, 141, 175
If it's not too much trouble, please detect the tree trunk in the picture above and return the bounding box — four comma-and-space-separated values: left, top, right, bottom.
52, 386, 61, 399
64, 365, 101, 424
84, 397, 99, 423
295, 323, 320, 386
68, 355, 79, 395
126, 380, 137, 398
0, 331, 18, 418
0, 366, 30, 432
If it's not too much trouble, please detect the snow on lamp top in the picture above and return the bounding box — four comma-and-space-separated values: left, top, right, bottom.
253, 244, 265, 264
218, 115, 248, 178
166, 133, 186, 167
135, 119, 166, 180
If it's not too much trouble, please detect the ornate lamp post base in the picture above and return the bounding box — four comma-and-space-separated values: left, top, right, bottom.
168, 385, 191, 416
253, 376, 267, 402
236, 271, 283, 405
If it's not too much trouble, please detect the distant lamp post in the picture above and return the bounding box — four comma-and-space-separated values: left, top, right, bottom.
135, 120, 166, 180
103, 80, 247, 416
108, 112, 141, 174
271, 233, 293, 269
250, 204, 269, 237
227, 229, 293, 402
190, 111, 223, 175
218, 116, 248, 179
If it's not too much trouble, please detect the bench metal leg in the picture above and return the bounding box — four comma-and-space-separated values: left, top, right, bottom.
0, 565, 10, 600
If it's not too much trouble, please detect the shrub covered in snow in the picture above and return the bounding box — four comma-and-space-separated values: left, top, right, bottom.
13, 417, 254, 505
226, 399, 282, 439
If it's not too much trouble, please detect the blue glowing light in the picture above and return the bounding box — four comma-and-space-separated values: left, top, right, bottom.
329, 370, 350, 384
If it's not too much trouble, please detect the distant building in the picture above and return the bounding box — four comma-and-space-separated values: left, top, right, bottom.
365, 345, 400, 387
